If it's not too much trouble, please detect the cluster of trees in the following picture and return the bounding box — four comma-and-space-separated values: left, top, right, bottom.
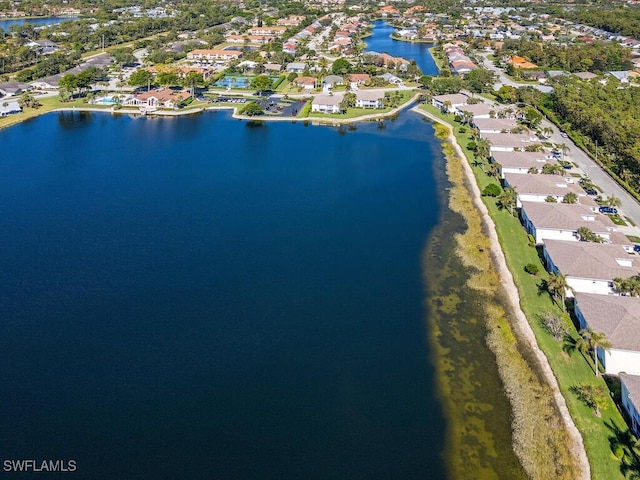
419, 68, 495, 95
498, 39, 633, 73
565, 6, 640, 38
544, 76, 640, 194
14, 51, 81, 82
612, 274, 640, 296
58, 66, 106, 100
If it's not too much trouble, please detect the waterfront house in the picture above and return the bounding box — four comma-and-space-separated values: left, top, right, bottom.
311, 94, 343, 114
0, 99, 21, 117
574, 294, 640, 375
126, 88, 191, 110
355, 91, 385, 109
454, 102, 505, 119
431, 93, 468, 112
491, 151, 555, 177
520, 201, 630, 248
472, 117, 519, 134
503, 173, 585, 205
620, 374, 640, 437
483, 132, 539, 152
543, 240, 640, 296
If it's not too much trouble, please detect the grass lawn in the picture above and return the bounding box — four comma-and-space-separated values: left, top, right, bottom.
309, 90, 416, 120
0, 96, 91, 131
421, 103, 636, 480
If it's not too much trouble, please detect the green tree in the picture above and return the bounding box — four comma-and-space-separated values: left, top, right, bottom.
250, 75, 273, 91
498, 187, 517, 215
575, 327, 612, 377
562, 192, 578, 204
547, 272, 569, 307
128, 69, 154, 91
331, 57, 352, 76
482, 183, 501, 197
242, 101, 263, 116
341, 92, 356, 109
157, 71, 180, 87
577, 226, 603, 243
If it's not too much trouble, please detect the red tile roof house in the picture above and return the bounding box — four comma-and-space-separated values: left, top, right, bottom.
574, 293, 640, 376
620, 373, 640, 437
126, 89, 191, 110
348, 73, 370, 89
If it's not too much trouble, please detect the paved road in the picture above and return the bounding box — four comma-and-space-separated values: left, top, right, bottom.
542, 118, 640, 226
477, 51, 552, 93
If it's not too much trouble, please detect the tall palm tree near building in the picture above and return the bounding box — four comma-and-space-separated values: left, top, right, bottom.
605, 195, 622, 209
576, 327, 612, 376
498, 187, 517, 215
547, 272, 569, 308
475, 138, 491, 160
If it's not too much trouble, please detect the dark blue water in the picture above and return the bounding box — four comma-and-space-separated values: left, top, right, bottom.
0, 17, 76, 30
365, 20, 438, 75
0, 111, 447, 479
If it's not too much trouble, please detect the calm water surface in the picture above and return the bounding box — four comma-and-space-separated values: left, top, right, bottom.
0, 111, 447, 479
365, 20, 439, 75
0, 17, 76, 30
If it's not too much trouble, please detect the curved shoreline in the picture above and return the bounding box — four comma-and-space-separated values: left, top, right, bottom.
412, 106, 591, 480
52, 94, 421, 125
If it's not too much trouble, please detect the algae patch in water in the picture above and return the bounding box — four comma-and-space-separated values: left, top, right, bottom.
424, 123, 577, 480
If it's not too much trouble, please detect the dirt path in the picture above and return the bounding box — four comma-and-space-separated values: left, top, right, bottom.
413, 106, 591, 480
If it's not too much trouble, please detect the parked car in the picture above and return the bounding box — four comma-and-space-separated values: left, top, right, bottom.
584, 188, 598, 195
634, 244, 640, 253
560, 132, 568, 138
599, 206, 618, 214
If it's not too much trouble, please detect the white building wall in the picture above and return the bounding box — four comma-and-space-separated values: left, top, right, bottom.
600, 349, 640, 375
535, 228, 577, 243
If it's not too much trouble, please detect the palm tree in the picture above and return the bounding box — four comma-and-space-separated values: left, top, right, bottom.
498, 187, 517, 215
557, 142, 570, 161
547, 272, 569, 308
576, 327, 612, 376
475, 138, 491, 160
605, 195, 621, 209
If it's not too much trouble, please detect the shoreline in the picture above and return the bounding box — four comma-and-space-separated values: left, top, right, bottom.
412, 106, 591, 479
49, 94, 422, 125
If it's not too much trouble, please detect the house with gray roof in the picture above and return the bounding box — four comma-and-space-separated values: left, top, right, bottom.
492, 151, 556, 177
574, 294, 640, 375
355, 90, 384, 109
543, 240, 640, 295
0, 99, 21, 116
520, 201, 630, 247
620, 373, 640, 437
483, 132, 540, 152
432, 93, 468, 112
0, 81, 32, 97
311, 94, 343, 114
472, 117, 519, 134
504, 172, 585, 205
286, 62, 306, 73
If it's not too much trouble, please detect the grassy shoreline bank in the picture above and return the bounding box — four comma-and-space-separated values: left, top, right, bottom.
421, 111, 580, 479
418, 104, 634, 480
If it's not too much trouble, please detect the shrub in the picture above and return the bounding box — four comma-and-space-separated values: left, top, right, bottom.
524, 263, 539, 275
482, 184, 501, 197
539, 312, 567, 341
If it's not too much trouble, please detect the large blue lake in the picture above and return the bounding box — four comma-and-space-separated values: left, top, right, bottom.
365, 20, 438, 75
0, 110, 448, 479
0, 16, 76, 30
